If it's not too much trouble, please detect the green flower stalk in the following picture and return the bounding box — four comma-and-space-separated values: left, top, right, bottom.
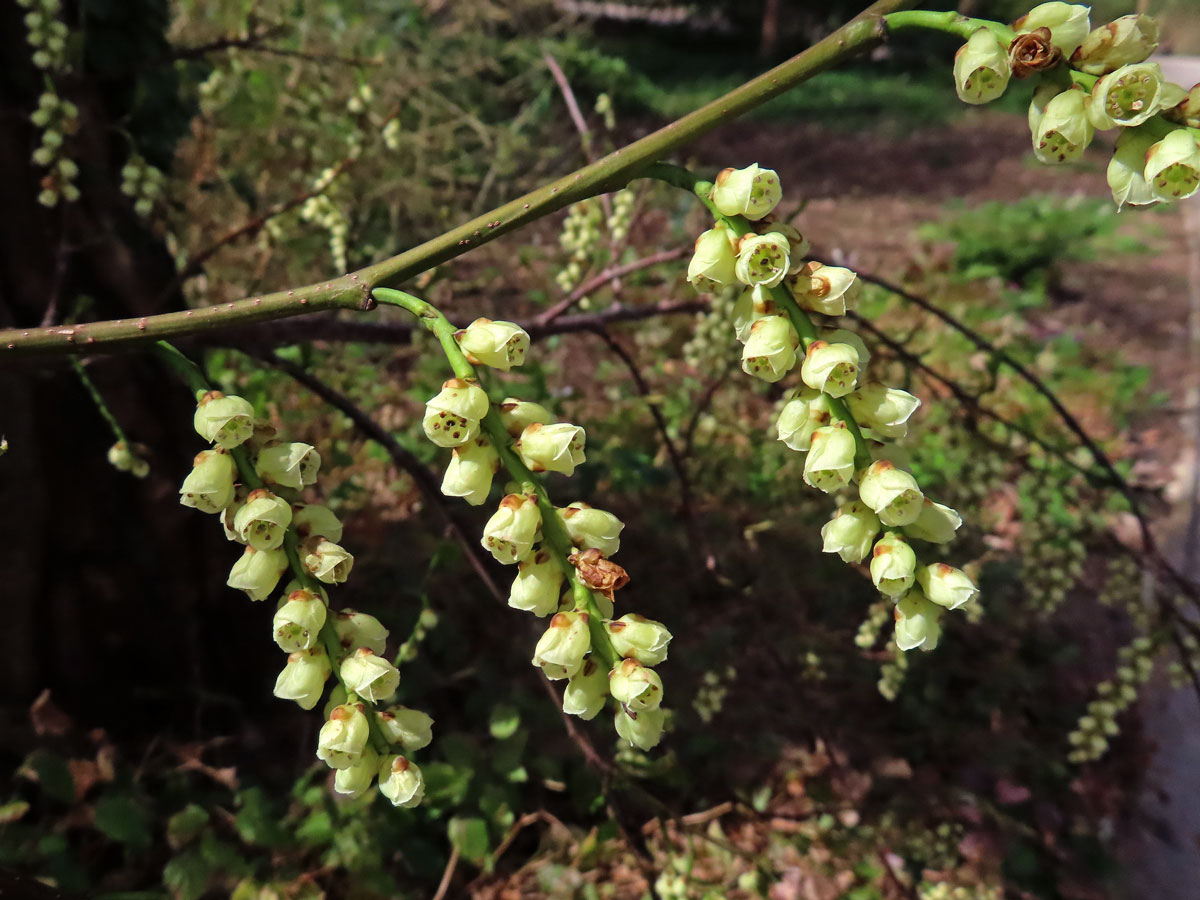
422, 378, 490, 448
441, 435, 500, 505
820, 501, 881, 564
1014, 2, 1091, 57
559, 502, 624, 556
1030, 87, 1093, 164
614, 705, 666, 750
232, 489, 292, 551
917, 563, 979, 610
870, 531, 918, 597
609, 658, 664, 711
481, 493, 542, 564
273, 589, 328, 652
710, 163, 782, 221
953, 27, 1012, 104
455, 318, 530, 371
606, 614, 672, 665
905, 499, 963, 544
193, 391, 255, 449
894, 590, 943, 652
509, 548, 564, 616
376, 706, 434, 752
515, 422, 587, 476
227, 546, 289, 601
563, 659, 608, 720
803, 422, 857, 492
686, 222, 739, 289
180, 449, 237, 514
789, 261, 861, 316
316, 702, 371, 769
800, 340, 860, 398
255, 441, 321, 490
741, 315, 799, 383
846, 383, 921, 440
1072, 14, 1159, 75
1144, 129, 1200, 201
1107, 127, 1161, 209
273, 647, 332, 710
340, 648, 401, 703
776, 388, 833, 451
378, 755, 425, 808
531, 610, 592, 679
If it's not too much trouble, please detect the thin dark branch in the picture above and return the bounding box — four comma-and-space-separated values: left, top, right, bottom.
536, 247, 689, 325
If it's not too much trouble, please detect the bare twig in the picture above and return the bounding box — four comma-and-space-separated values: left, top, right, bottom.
536, 247, 689, 325
432, 844, 459, 900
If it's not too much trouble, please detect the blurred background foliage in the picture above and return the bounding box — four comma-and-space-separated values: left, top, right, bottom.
2, 0, 1199, 898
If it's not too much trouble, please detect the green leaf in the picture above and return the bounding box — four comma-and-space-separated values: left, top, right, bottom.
488, 703, 521, 740
0, 800, 30, 824
421, 762, 472, 808
166, 804, 209, 850
20, 750, 75, 804
234, 787, 287, 848
93, 794, 153, 850
164, 849, 211, 900
447, 816, 490, 866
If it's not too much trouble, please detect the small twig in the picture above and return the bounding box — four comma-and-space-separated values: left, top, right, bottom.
536, 247, 689, 326
682, 363, 733, 461
543, 51, 596, 163
432, 844, 459, 900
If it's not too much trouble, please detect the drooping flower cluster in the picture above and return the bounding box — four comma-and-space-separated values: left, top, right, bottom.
685, 163, 978, 651
948, 4, 1199, 209
178, 388, 432, 807
416, 316, 674, 750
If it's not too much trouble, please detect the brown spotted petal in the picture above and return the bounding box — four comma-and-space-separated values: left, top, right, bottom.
568, 547, 629, 601
1009, 28, 1061, 78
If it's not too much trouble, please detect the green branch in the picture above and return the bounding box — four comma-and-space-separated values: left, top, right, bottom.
885, 10, 1015, 43
374, 287, 620, 670
1, 0, 914, 358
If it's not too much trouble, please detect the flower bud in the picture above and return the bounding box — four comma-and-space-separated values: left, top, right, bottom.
740, 315, 799, 384
339, 647, 400, 703
1089, 63, 1173, 129
442, 435, 499, 506
734, 232, 790, 288
904, 498, 962, 544
232, 489, 292, 551
563, 658, 608, 720
789, 262, 860, 315
481, 493, 542, 564
870, 532, 917, 597
255, 441, 321, 490
1165, 83, 1200, 129
1009, 27, 1060, 79
1014, 3, 1091, 57
516, 422, 586, 476
609, 658, 663, 711
768, 222, 810, 263
858, 460, 923, 527
509, 548, 564, 616
221, 489, 248, 543
1107, 127, 1160, 210
710, 163, 782, 221
800, 341, 859, 398
560, 502, 623, 556
820, 501, 880, 564
107, 441, 149, 478
316, 703, 370, 769
894, 590, 943, 652
732, 285, 777, 342
302, 537, 354, 584
378, 755, 425, 808
803, 422, 857, 493
686, 222, 738, 289
776, 388, 832, 452
333, 746, 379, 798
1144, 129, 1200, 202
614, 705, 665, 750
531, 610, 591, 679
846, 383, 920, 440
1030, 88, 1093, 164
607, 613, 672, 665
292, 503, 344, 543
227, 546, 288, 601
334, 609, 389, 656
273, 589, 328, 652
455, 318, 530, 371
917, 563, 978, 610
193, 391, 255, 449
1073, 15, 1158, 75
422, 379, 489, 449
273, 647, 331, 710
821, 329, 871, 369
180, 449, 237, 514
497, 398, 553, 438
376, 706, 434, 751
953, 27, 1011, 104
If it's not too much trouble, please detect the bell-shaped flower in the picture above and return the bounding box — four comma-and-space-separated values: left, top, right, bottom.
606, 613, 672, 665
481, 493, 541, 564
710, 163, 782, 220
1089, 62, 1178, 129
516, 422, 586, 476
614, 705, 665, 750
1031, 87, 1094, 164
820, 501, 880, 564
340, 647, 400, 703
822, 328, 871, 369
686, 222, 738, 289
291, 504, 343, 544
232, 488, 292, 551
509, 548, 564, 616
497, 398, 552, 438
302, 536, 354, 584
776, 388, 832, 451
255, 441, 321, 490
846, 383, 921, 440
376, 706, 434, 751
803, 422, 857, 493
609, 658, 663, 712
953, 27, 1012, 104
732, 285, 777, 343
1145, 129, 1200, 202
1107, 127, 1161, 209
1165, 83, 1200, 129
741, 315, 799, 383
1014, 2, 1091, 56
333, 747, 379, 798
800, 340, 859, 398
378, 755, 425, 808
904, 498, 963, 544
334, 609, 389, 656
917, 563, 979, 610
180, 449, 237, 514
273, 588, 328, 652
1073, 14, 1159, 75
789, 262, 860, 316
734, 232, 790, 288
442, 435, 499, 506
456, 317, 530, 371
870, 531, 918, 597
559, 502, 623, 556
316, 702, 370, 769
193, 391, 255, 449
563, 658, 608, 720
227, 546, 288, 601
422, 379, 489, 449
531, 610, 591, 679
894, 590, 943, 652
273, 646, 331, 710
858, 460, 923, 527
